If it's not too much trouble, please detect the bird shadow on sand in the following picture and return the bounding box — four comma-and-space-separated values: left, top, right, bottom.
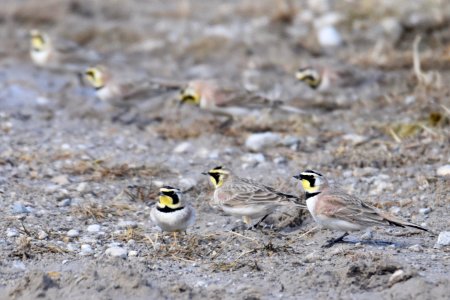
339, 236, 422, 248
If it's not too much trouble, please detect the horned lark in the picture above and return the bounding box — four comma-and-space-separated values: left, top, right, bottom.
179, 79, 304, 118
84, 65, 179, 107
293, 170, 430, 247
150, 186, 196, 240
295, 65, 371, 92
203, 166, 305, 229
29, 29, 97, 71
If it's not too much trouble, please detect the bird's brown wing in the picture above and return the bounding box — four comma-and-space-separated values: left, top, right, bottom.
317, 189, 388, 227
319, 188, 429, 232
221, 177, 299, 208
216, 88, 282, 109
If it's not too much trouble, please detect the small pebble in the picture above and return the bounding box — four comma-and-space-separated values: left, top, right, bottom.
67, 243, 79, 252
317, 26, 342, 48
37, 230, 48, 240
128, 250, 138, 257
57, 198, 72, 207
408, 244, 422, 252
173, 142, 192, 154
86, 224, 101, 233
388, 269, 406, 285
76, 182, 88, 193
51, 175, 70, 185
117, 221, 138, 229
419, 207, 431, 215
436, 165, 450, 176
12, 203, 31, 214
67, 229, 80, 238
436, 231, 450, 247
105, 247, 127, 258
245, 132, 281, 152
80, 244, 94, 256
6, 228, 19, 237
241, 153, 265, 164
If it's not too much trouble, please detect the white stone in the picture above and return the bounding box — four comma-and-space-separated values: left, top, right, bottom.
12, 203, 31, 214
117, 220, 138, 229
173, 142, 192, 154
245, 132, 281, 152
51, 175, 70, 185
57, 198, 71, 207
87, 224, 101, 233
419, 207, 431, 215
342, 134, 367, 145
37, 230, 48, 240
408, 244, 422, 252
80, 244, 93, 256
388, 269, 405, 285
436, 231, 450, 246
105, 246, 127, 258
76, 182, 88, 193
317, 26, 342, 48
67, 243, 79, 252
437, 165, 450, 176
128, 250, 138, 257
66, 229, 80, 238
241, 153, 265, 164
6, 228, 19, 237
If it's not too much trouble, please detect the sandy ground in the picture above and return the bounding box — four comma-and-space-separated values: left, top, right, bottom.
0, 0, 449, 299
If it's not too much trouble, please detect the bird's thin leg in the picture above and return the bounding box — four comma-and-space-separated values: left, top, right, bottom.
252, 214, 269, 230
111, 106, 131, 123
171, 232, 178, 247
219, 116, 233, 129
322, 232, 349, 248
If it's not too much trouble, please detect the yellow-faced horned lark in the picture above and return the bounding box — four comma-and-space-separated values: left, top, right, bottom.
179, 79, 305, 119
84, 65, 179, 107
293, 170, 430, 247
150, 186, 196, 241
295, 65, 379, 92
29, 29, 97, 71
203, 166, 305, 229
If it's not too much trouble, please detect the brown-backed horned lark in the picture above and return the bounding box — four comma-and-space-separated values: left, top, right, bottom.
293, 170, 430, 247
203, 166, 305, 229
84, 65, 179, 107
179, 79, 305, 118
29, 29, 97, 71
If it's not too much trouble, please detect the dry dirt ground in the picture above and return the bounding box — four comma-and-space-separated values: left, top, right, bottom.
0, 0, 449, 299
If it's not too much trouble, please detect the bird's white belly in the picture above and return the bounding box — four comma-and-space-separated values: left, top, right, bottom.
31, 51, 51, 66
150, 206, 195, 232
96, 86, 119, 102
315, 216, 364, 231
306, 195, 319, 221
220, 205, 271, 219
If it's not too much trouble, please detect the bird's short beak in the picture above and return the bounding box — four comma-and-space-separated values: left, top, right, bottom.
158, 192, 164, 196
293, 174, 301, 180
201, 172, 208, 175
